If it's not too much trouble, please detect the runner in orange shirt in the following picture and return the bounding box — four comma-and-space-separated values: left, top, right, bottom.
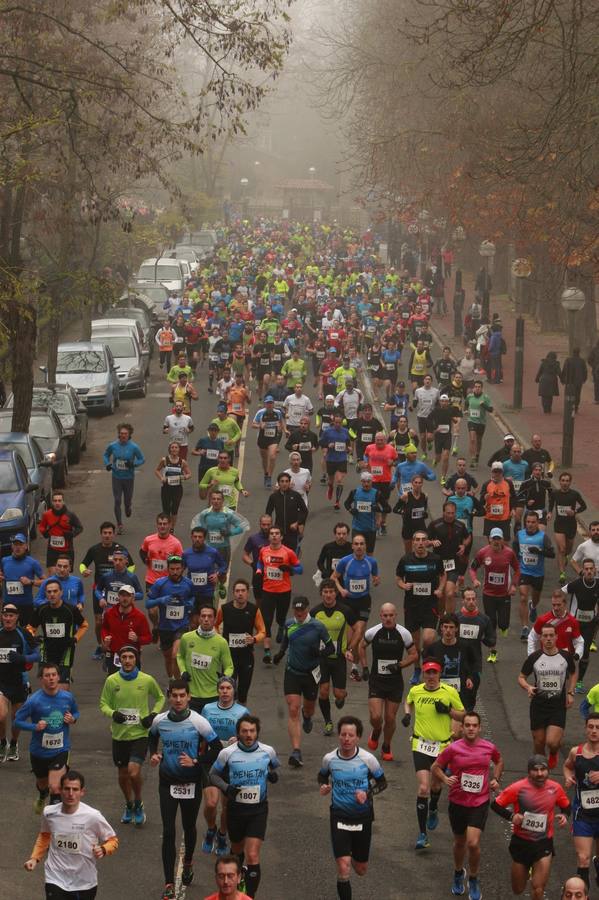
362, 432, 397, 536
256, 527, 303, 662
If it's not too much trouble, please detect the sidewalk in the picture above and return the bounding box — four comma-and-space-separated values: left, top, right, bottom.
430, 270, 599, 527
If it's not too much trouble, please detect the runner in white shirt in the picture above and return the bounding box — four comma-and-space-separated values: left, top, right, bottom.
163, 402, 194, 456
283, 383, 314, 431
284, 452, 312, 507
24, 769, 118, 898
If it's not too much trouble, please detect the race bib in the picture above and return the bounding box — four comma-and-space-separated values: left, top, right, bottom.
236, 785, 260, 804
54, 832, 83, 854
6, 581, 24, 595
577, 609, 595, 623
334, 442, 346, 452
415, 738, 440, 756
535, 509, 544, 518
116, 459, 128, 470
206, 448, 219, 459
191, 653, 211, 669
208, 531, 223, 545
299, 442, 312, 451
228, 633, 247, 649
442, 677, 461, 690
443, 559, 456, 572
220, 485, 232, 496
361, 434, 373, 444
264, 427, 276, 438
166, 604, 184, 620
349, 579, 367, 593
191, 572, 208, 587
266, 566, 283, 581
522, 812, 547, 833
557, 505, 571, 517
337, 821, 363, 831
488, 572, 505, 586
460, 773, 483, 793
118, 708, 140, 725
412, 508, 425, 519
170, 782, 195, 799
112, 653, 122, 668
490, 504, 503, 516
152, 559, 167, 572
209, 353, 220, 363
522, 550, 538, 566
312, 665, 321, 683
459, 623, 480, 640
331, 559, 340, 571
413, 582, 431, 596
437, 424, 450, 433
42, 731, 64, 750
539, 676, 560, 692
512, 480, 522, 492
49, 535, 66, 548
581, 789, 599, 810
106, 590, 119, 605
356, 502, 372, 513
469, 408, 480, 419
377, 659, 397, 675
402, 482, 413, 493
167, 475, 181, 486
232, 403, 242, 412
0, 648, 12, 663
46, 623, 65, 638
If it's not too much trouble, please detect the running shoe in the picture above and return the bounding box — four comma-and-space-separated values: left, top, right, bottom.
121, 803, 134, 824
288, 749, 303, 768
133, 801, 146, 826
276, 626, 285, 644
324, 721, 334, 736
592, 641, 598, 653
202, 828, 216, 854
575, 681, 585, 694
7, 741, 18, 761
440, 475, 446, 486
362, 666, 370, 681
320, 475, 327, 484
215, 832, 229, 856
520, 626, 529, 642
0, 741, 7, 763
367, 730, 380, 751
161, 885, 176, 900
415, 832, 430, 850
335, 697, 345, 709
468, 876, 482, 900
451, 447, 458, 456
381, 744, 394, 761
486, 650, 497, 664
427, 809, 439, 831
91, 646, 103, 660
302, 714, 313, 734
592, 855, 599, 886
116, 524, 124, 534
380, 524, 387, 536
350, 666, 361, 682
420, 452, 427, 461
451, 868, 466, 896
218, 582, 227, 600
559, 571, 566, 585
500, 628, 509, 638
33, 794, 47, 815
262, 650, 271, 665
265, 476, 272, 489
409, 667, 422, 686
334, 502, 340, 511
528, 601, 538, 624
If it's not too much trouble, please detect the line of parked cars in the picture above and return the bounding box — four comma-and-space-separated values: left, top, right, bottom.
0, 294, 160, 553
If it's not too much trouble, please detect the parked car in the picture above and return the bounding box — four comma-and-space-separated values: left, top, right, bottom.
0, 432, 52, 525
50, 341, 120, 415
90, 330, 146, 397
0, 449, 40, 553
5, 384, 89, 464
136, 257, 186, 295
181, 230, 217, 260
169, 246, 199, 272
91, 319, 150, 374
116, 291, 160, 328
108, 305, 154, 352
0, 409, 70, 488
125, 285, 169, 322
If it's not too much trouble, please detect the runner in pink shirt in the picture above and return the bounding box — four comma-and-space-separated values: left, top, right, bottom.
431, 711, 503, 900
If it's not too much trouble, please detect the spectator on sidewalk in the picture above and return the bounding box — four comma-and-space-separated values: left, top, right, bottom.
535, 351, 561, 414
588, 339, 599, 403
561, 347, 588, 413
487, 326, 505, 384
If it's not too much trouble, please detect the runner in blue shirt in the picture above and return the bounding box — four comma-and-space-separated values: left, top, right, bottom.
391, 445, 436, 494
35, 557, 85, 608
102, 423, 145, 533
146, 557, 195, 679
318, 715, 387, 900
15, 662, 80, 810
0, 533, 43, 626
320, 413, 351, 511
331, 535, 380, 682
183, 527, 227, 606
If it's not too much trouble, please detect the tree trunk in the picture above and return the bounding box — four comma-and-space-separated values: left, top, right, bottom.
8, 299, 37, 433
46, 302, 62, 384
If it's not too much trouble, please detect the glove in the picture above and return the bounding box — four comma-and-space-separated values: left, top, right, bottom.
278, 564, 291, 573
272, 651, 284, 666
127, 460, 135, 470
226, 785, 240, 800
386, 662, 400, 674
362, 666, 370, 680
401, 713, 411, 727
105, 464, 112, 471
181, 671, 191, 683
8, 650, 25, 665
112, 711, 127, 724
434, 700, 450, 715
267, 770, 279, 784
141, 713, 156, 729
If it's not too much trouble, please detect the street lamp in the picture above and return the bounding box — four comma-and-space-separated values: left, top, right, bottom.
240, 177, 249, 219
479, 240, 496, 321
561, 286, 586, 466
511, 258, 533, 410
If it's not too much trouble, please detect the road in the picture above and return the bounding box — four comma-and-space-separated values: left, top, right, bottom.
2, 350, 585, 900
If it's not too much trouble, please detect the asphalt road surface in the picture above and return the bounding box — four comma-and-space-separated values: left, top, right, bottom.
2, 352, 586, 900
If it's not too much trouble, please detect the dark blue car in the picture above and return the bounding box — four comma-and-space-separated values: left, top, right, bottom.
0, 450, 39, 555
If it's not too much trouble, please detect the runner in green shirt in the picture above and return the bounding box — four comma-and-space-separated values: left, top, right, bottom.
177, 605, 234, 712
199, 451, 249, 510
99, 646, 165, 826
211, 405, 242, 454
464, 379, 493, 468
281, 350, 307, 388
